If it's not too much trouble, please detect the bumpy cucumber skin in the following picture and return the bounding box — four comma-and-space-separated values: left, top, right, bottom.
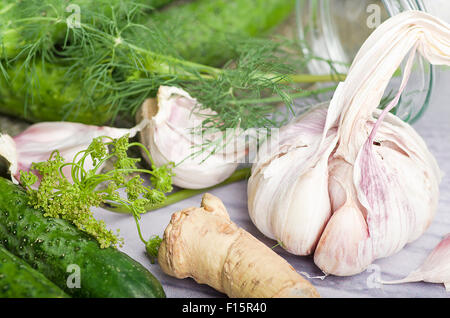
0, 61, 112, 125
0, 245, 69, 298
0, 178, 165, 298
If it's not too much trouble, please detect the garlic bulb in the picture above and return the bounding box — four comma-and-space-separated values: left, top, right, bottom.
0, 120, 148, 184
248, 11, 449, 276
380, 234, 450, 291
137, 86, 247, 189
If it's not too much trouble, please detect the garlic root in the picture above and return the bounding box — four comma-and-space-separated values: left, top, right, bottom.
158, 193, 320, 298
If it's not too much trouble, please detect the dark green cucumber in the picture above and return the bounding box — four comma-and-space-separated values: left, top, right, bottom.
0, 245, 69, 298
151, 0, 296, 66
0, 177, 165, 298
0, 61, 112, 125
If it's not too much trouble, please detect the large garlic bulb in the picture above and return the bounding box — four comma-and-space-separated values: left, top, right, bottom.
248, 11, 449, 276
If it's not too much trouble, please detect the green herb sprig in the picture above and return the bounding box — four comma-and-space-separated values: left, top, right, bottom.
20, 134, 174, 249
0, 0, 341, 129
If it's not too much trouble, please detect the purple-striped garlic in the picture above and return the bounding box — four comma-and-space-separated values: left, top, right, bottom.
248, 11, 449, 276
0, 120, 148, 184
381, 234, 450, 291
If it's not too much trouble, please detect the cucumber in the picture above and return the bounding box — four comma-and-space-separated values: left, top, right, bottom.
0, 245, 69, 298
0, 61, 112, 125
151, 0, 296, 66
0, 177, 165, 298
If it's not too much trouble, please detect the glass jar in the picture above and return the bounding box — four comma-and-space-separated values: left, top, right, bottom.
296, 0, 450, 123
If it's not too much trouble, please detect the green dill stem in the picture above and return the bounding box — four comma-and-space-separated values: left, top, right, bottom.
102, 167, 251, 214
145, 167, 251, 211
0, 3, 15, 14
230, 85, 337, 105
132, 212, 148, 245
104, 168, 157, 176
71, 149, 92, 181
11, 16, 346, 84
128, 142, 156, 167
284, 73, 346, 83
104, 195, 148, 245
60, 162, 86, 182
86, 174, 116, 190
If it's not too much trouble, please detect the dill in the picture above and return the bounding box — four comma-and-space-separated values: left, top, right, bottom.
146, 235, 163, 264
0, 0, 339, 131
20, 134, 174, 249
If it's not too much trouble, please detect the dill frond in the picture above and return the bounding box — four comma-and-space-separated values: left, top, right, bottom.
20, 135, 174, 249
0, 0, 339, 131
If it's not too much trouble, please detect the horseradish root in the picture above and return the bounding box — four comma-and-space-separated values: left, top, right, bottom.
158, 193, 319, 298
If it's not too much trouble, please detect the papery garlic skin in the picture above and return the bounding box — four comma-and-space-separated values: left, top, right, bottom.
381, 234, 450, 291
139, 86, 247, 189
313, 158, 370, 276
0, 134, 19, 183
417, 234, 450, 290
248, 105, 335, 255
248, 11, 449, 276
0, 121, 148, 184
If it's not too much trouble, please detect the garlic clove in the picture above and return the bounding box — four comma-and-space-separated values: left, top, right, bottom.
248, 106, 336, 255
354, 140, 417, 260
314, 158, 371, 276
273, 146, 332, 255
137, 86, 247, 189
416, 234, 450, 287
363, 116, 439, 242
0, 134, 19, 183
381, 234, 450, 291
314, 203, 370, 276
0, 121, 148, 184
352, 46, 440, 262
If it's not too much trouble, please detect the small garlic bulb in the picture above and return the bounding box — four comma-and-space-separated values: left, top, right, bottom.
248, 11, 449, 276
137, 86, 247, 189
